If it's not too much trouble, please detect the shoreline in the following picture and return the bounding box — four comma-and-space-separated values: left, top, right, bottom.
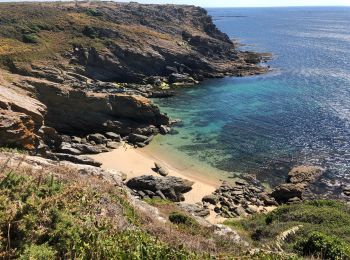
90, 143, 225, 204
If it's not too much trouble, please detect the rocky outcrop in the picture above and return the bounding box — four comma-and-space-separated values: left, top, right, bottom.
127, 175, 194, 202
26, 79, 169, 135
0, 84, 46, 150
204, 180, 277, 218
0, 152, 125, 186
271, 166, 325, 204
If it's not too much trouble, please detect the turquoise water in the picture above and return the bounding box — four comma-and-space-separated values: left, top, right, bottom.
151, 7, 350, 188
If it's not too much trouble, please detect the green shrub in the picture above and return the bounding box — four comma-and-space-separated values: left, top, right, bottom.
19, 244, 56, 260
82, 25, 97, 38
85, 8, 103, 17
169, 211, 197, 227
22, 33, 39, 44
234, 200, 350, 255
296, 232, 350, 260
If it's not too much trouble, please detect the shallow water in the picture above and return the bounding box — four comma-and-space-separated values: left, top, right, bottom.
150, 7, 350, 189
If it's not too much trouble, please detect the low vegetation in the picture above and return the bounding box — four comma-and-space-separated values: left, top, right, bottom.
0, 167, 198, 259
225, 200, 350, 259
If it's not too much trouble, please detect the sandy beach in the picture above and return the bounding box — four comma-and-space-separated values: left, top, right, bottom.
90, 143, 222, 204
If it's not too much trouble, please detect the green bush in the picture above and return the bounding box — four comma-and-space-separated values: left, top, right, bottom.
169, 211, 198, 227
296, 232, 350, 260
22, 33, 39, 44
19, 244, 56, 260
85, 8, 103, 17
232, 200, 350, 256
82, 25, 97, 38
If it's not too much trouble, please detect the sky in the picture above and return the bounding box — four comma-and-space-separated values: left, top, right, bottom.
117, 0, 350, 7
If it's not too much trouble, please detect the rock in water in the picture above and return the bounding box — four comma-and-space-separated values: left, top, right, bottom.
287, 166, 324, 184
271, 165, 325, 204
126, 175, 194, 202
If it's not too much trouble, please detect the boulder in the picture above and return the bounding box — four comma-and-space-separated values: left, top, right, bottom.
128, 133, 149, 143
105, 132, 122, 141
72, 143, 108, 154
59, 143, 82, 155
126, 175, 194, 202
159, 125, 170, 135
87, 133, 107, 144
202, 194, 219, 205
38, 126, 62, 150
271, 183, 304, 204
153, 162, 169, 176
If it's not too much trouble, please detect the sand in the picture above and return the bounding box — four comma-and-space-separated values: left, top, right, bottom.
90, 143, 221, 204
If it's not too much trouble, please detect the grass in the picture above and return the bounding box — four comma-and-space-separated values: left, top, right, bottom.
225, 200, 350, 259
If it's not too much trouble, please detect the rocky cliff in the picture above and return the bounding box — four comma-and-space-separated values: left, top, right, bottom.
0, 1, 268, 157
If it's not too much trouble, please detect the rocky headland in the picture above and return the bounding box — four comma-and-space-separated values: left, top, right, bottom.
0, 1, 268, 160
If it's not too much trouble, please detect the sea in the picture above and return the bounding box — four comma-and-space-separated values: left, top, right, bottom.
149, 7, 350, 193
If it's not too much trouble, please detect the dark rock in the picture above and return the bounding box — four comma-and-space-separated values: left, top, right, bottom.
128, 133, 149, 143
259, 193, 278, 206
144, 135, 154, 145
87, 133, 107, 144
59, 142, 82, 155
155, 190, 167, 200
159, 125, 170, 135
271, 183, 304, 204
202, 194, 218, 205
38, 126, 62, 150
126, 175, 194, 202
136, 142, 146, 148
105, 132, 122, 141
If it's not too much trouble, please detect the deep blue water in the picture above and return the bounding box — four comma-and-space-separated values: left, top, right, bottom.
152, 7, 350, 189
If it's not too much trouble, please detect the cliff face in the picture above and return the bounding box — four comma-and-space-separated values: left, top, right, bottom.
0, 2, 268, 153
